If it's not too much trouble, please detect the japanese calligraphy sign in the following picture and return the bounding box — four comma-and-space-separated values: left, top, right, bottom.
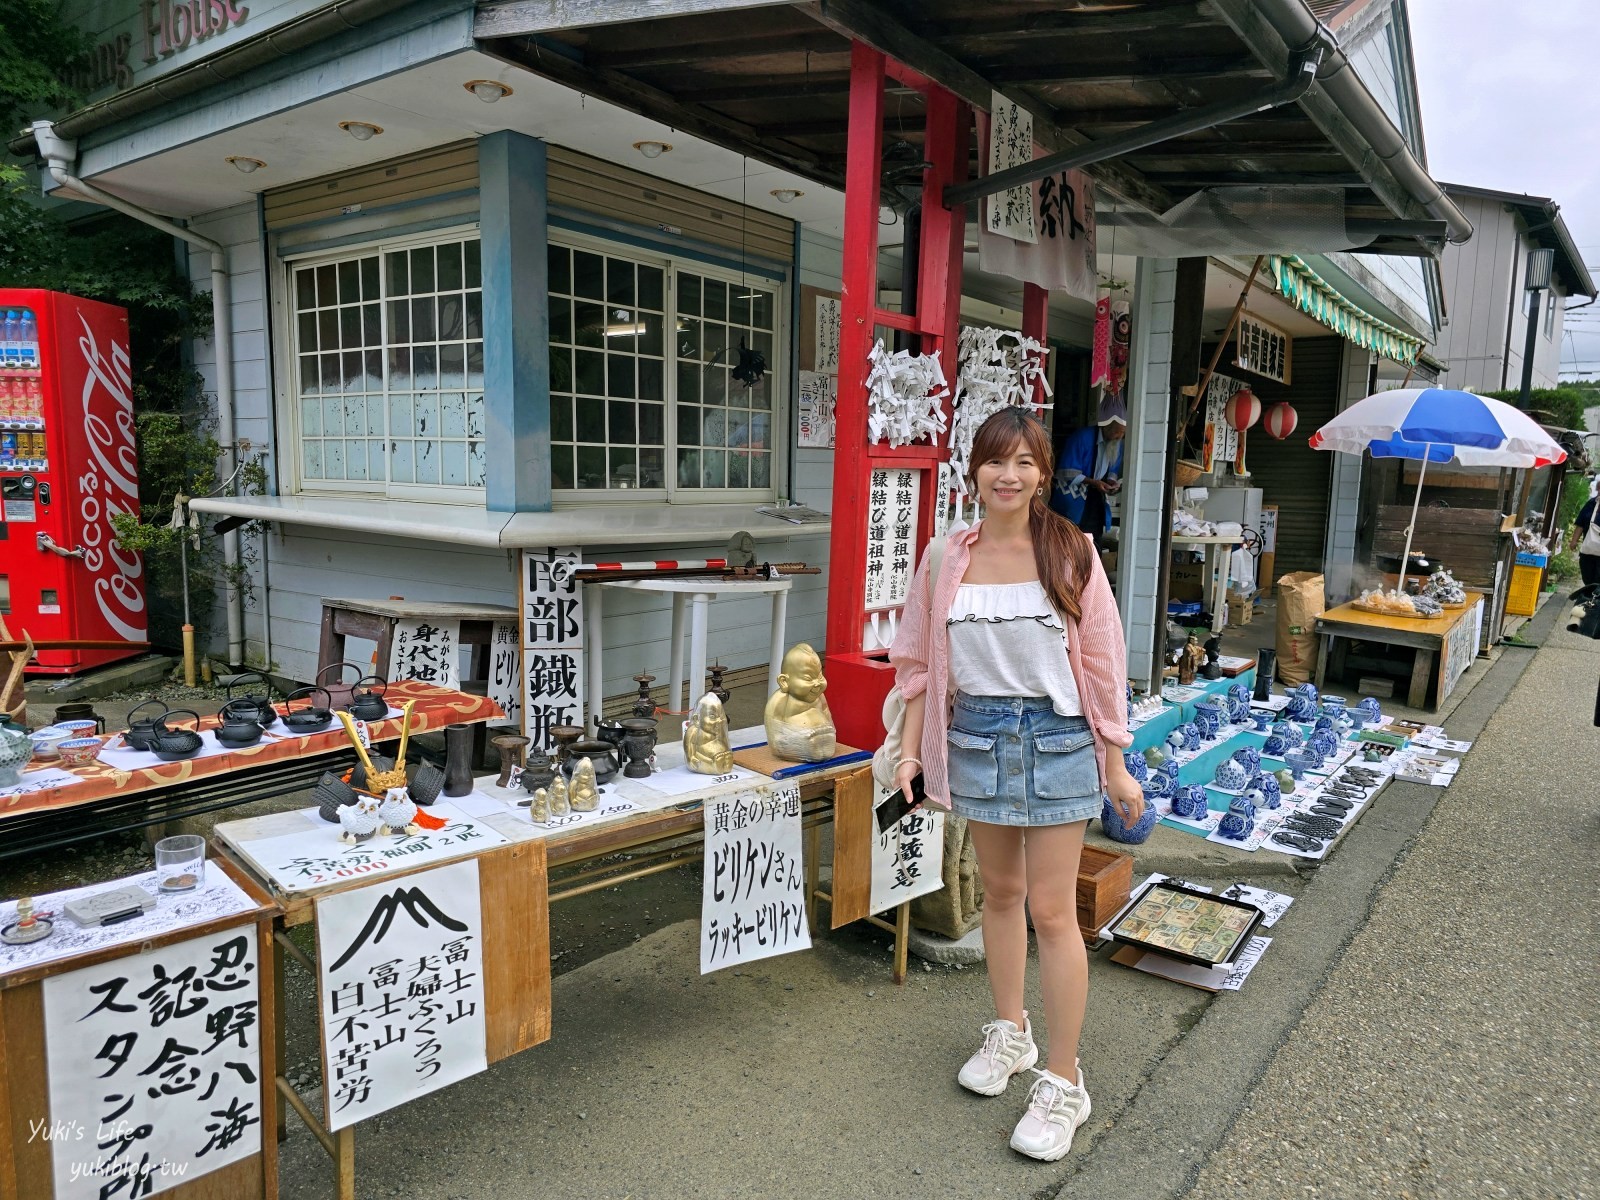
869, 804, 946, 916
388, 619, 460, 690
236, 801, 508, 893
43, 927, 263, 1199
976, 111, 1098, 302
864, 468, 920, 612
1203, 375, 1244, 474
1235, 312, 1292, 384
701, 781, 812, 973
797, 369, 837, 449
315, 859, 487, 1131
519, 549, 585, 752
814, 295, 841, 373
486, 620, 520, 729
985, 92, 1037, 244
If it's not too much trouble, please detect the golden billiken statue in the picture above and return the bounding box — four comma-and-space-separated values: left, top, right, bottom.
764, 642, 838, 762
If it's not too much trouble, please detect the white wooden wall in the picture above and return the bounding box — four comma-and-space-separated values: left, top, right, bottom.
178, 203, 833, 696
1119, 258, 1179, 688
1324, 341, 1372, 605
1434, 193, 1518, 392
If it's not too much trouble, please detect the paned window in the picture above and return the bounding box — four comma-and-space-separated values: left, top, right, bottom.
674, 270, 775, 490
291, 235, 484, 496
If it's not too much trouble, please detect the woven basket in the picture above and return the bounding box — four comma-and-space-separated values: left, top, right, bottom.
1175, 459, 1205, 488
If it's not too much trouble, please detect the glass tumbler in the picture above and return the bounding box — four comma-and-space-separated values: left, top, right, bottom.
155, 833, 207, 893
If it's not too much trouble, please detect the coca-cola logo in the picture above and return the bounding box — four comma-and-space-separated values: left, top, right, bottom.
76, 315, 146, 641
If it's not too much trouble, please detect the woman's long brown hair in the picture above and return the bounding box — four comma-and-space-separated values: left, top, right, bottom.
966, 407, 1098, 623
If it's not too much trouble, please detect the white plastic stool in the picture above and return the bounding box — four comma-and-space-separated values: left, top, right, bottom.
585, 576, 793, 729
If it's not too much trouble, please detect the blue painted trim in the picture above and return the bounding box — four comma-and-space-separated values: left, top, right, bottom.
275, 211, 482, 260
480, 131, 551, 513
271, 188, 481, 239
548, 209, 788, 281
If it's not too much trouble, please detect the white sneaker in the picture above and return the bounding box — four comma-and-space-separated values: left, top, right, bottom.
957, 1013, 1038, 1096
1009, 1066, 1092, 1161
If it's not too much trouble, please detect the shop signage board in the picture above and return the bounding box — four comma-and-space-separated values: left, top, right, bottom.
984, 93, 1037, 244
387, 619, 460, 690
797, 370, 837, 449
486, 620, 520, 728
315, 859, 488, 1131
1203, 375, 1246, 474
814, 296, 841, 374
1235, 312, 1293, 384
865, 468, 919, 611
42, 926, 263, 1198
519, 548, 585, 750
869, 806, 946, 915
701, 781, 812, 972
1442, 597, 1484, 698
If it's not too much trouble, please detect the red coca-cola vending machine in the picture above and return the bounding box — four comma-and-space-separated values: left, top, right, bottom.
0, 289, 146, 674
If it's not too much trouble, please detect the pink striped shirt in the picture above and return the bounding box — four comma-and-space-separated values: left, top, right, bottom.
888, 521, 1133, 810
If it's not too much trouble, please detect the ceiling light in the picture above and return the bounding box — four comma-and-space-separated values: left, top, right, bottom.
226, 156, 265, 174
339, 120, 383, 142
769, 188, 803, 204
465, 79, 512, 103
633, 140, 672, 159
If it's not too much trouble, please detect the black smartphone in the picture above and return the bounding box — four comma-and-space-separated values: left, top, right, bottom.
876, 773, 925, 833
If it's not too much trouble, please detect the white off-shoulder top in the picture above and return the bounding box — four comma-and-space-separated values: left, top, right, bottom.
946, 581, 1083, 716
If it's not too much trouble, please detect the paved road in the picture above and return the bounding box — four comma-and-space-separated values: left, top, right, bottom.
1171, 602, 1600, 1200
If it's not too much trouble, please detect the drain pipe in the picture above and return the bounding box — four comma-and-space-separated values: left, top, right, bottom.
31, 120, 246, 669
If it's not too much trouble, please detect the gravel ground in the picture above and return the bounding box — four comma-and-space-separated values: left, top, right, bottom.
1179, 603, 1600, 1200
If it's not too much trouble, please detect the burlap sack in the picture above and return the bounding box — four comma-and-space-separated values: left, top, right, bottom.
1275, 571, 1325, 686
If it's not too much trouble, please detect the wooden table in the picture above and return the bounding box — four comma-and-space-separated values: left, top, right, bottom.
0, 683, 501, 858
1172, 534, 1241, 633
317, 597, 516, 689
0, 858, 281, 1200
1315, 592, 1485, 709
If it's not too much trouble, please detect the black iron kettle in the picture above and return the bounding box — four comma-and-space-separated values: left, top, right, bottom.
280, 687, 335, 733
347, 675, 390, 721
151, 710, 204, 761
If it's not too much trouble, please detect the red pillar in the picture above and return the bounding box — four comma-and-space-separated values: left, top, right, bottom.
1022, 283, 1049, 410
824, 43, 968, 752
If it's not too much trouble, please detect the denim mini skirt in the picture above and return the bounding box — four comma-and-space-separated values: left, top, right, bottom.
946, 693, 1102, 827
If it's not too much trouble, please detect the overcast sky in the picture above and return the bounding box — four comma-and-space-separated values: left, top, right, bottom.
1407, 0, 1600, 380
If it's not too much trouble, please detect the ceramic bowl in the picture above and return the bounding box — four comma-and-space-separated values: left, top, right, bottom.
53, 719, 100, 738
56, 737, 103, 767
29, 728, 71, 760
1100, 795, 1158, 844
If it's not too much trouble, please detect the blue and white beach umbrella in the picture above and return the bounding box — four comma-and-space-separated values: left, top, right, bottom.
1310, 387, 1566, 587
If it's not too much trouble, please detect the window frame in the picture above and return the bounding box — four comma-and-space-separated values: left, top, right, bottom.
276, 224, 487, 505
547, 228, 788, 508
275, 224, 790, 508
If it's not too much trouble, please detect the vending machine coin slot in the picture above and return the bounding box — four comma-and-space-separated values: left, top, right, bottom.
2, 476, 36, 523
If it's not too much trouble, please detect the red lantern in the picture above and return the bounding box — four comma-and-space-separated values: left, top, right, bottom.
1224, 386, 1261, 431
1263, 400, 1299, 440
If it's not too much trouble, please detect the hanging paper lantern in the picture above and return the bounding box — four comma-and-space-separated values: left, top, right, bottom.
1263, 400, 1299, 441
1225, 386, 1261, 431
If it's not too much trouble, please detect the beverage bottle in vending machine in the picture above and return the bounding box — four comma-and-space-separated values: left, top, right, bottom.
18, 310, 38, 367
0, 311, 15, 367
24, 378, 41, 420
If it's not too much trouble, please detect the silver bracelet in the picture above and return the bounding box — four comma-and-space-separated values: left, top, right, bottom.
898, 757, 923, 769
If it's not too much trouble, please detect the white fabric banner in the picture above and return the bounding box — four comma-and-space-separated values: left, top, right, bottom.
976, 114, 1098, 301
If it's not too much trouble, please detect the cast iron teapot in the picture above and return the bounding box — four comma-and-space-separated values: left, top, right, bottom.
215, 701, 266, 747
222, 672, 277, 726
347, 674, 390, 721
124, 700, 169, 752
281, 687, 335, 734
151, 710, 204, 761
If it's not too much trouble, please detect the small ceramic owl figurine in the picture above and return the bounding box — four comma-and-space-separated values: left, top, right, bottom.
1356, 696, 1383, 724
1264, 731, 1289, 757
1165, 729, 1187, 757
549, 775, 571, 816
569, 757, 600, 812
1248, 771, 1282, 810
529, 787, 551, 825
1123, 751, 1148, 782
1217, 795, 1257, 841
1213, 757, 1250, 791
338, 795, 383, 844
1180, 723, 1201, 753
1232, 746, 1262, 774
1272, 720, 1304, 749
1172, 784, 1210, 822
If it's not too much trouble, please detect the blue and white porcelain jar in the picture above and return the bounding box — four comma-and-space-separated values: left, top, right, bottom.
1101, 794, 1158, 844
1213, 757, 1250, 791
1356, 696, 1383, 724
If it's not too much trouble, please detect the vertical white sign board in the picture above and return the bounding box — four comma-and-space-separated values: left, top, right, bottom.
869, 804, 947, 916
315, 859, 488, 1131
43, 928, 263, 1198
387, 619, 461, 689
519, 548, 585, 750
701, 782, 812, 972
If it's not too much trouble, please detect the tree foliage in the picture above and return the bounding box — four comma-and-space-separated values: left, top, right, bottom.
1484, 386, 1591, 432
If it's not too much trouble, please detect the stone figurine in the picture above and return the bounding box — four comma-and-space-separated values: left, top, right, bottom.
763, 642, 838, 763
684, 692, 734, 774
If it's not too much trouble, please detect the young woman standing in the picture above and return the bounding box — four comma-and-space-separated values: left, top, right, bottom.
889, 407, 1144, 1161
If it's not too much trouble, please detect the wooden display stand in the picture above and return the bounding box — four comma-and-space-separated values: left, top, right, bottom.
0, 859, 281, 1200
1314, 591, 1485, 710
213, 825, 550, 1200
